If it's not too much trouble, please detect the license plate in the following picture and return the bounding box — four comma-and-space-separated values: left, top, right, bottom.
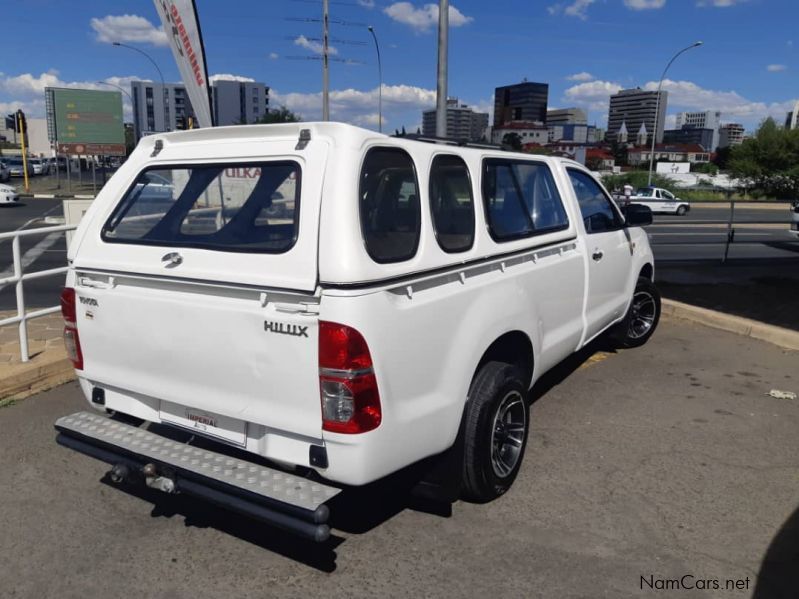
159, 401, 247, 447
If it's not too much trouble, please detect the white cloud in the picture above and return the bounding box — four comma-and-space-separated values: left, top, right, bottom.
767, 64, 787, 72
90, 14, 168, 46
357, 0, 376, 7
564, 79, 623, 111
624, 0, 667, 9
209, 74, 256, 83
269, 52, 279, 60
294, 35, 338, 56
566, 71, 595, 81
271, 83, 437, 129
547, 0, 597, 19
697, 0, 748, 6
0, 71, 145, 120
383, 3, 473, 33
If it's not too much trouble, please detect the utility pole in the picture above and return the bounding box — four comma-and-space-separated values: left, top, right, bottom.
435, 0, 449, 137
322, 0, 330, 121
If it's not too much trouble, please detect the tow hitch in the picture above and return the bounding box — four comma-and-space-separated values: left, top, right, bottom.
108, 462, 177, 494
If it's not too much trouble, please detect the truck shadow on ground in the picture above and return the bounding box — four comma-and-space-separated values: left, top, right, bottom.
99, 338, 615, 571
753, 502, 799, 599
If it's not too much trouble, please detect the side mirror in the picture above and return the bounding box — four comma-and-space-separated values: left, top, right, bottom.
623, 203, 652, 227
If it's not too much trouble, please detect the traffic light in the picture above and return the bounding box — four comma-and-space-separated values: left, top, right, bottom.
15, 110, 27, 135
4, 114, 14, 131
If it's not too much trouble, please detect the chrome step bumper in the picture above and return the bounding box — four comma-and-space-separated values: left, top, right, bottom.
54, 411, 340, 542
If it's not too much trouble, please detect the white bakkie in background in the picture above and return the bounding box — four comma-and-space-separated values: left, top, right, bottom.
54, 123, 660, 542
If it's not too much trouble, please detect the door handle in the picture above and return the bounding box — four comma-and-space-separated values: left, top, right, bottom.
592, 250, 604, 262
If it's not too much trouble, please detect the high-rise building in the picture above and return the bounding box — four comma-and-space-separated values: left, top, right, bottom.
422, 98, 489, 141
675, 110, 721, 150
131, 79, 270, 138
785, 101, 799, 130
131, 81, 197, 139
493, 81, 548, 127
607, 88, 667, 145
546, 107, 587, 125
718, 123, 745, 148
211, 80, 270, 126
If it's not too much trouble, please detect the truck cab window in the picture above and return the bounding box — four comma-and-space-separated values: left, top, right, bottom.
482, 159, 569, 241
567, 169, 624, 234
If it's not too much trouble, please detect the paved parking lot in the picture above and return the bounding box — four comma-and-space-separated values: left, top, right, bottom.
0, 317, 797, 598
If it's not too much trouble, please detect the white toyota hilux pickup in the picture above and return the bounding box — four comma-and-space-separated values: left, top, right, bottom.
55, 123, 659, 542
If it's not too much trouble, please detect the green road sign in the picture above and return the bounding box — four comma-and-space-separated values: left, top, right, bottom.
49, 88, 125, 155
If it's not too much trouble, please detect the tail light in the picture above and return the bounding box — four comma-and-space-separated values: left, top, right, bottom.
318, 321, 381, 434
60, 287, 83, 370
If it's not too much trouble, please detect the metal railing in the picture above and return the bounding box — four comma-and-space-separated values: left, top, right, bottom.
0, 224, 77, 362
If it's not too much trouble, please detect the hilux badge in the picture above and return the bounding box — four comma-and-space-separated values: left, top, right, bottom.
264, 321, 309, 338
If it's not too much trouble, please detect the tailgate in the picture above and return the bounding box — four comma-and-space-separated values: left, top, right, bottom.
74, 274, 322, 438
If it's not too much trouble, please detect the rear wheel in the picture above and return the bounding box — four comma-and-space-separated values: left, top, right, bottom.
461, 361, 530, 503
612, 277, 661, 348
676, 205, 687, 216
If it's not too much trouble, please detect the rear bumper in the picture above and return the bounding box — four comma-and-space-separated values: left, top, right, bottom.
55, 411, 341, 542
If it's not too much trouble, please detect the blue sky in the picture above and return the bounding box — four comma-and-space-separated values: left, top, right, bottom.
1, 0, 796, 133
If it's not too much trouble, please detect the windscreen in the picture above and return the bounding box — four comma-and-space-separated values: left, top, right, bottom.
102, 162, 300, 253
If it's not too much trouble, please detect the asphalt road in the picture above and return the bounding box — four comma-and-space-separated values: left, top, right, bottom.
650, 205, 798, 262
0, 318, 797, 598
0, 199, 66, 311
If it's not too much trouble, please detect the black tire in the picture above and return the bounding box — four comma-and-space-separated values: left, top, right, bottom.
461, 361, 530, 503
611, 276, 661, 348
676, 205, 687, 216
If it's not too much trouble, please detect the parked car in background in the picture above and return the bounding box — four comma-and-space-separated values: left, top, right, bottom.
29, 158, 47, 175
629, 187, 690, 215
0, 160, 10, 182
0, 183, 19, 205
4, 157, 33, 177
790, 201, 799, 238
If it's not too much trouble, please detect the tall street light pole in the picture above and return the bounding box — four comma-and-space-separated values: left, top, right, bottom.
322, 0, 330, 121
648, 41, 703, 186
435, 0, 448, 138
95, 80, 133, 103
112, 42, 168, 131
367, 26, 382, 133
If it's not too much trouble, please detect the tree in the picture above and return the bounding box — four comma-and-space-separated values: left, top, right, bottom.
610, 140, 628, 167
255, 106, 301, 124
712, 145, 732, 170
692, 162, 718, 175
728, 117, 799, 198
501, 132, 522, 151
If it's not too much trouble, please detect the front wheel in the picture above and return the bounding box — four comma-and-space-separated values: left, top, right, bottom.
611, 277, 661, 348
461, 361, 530, 503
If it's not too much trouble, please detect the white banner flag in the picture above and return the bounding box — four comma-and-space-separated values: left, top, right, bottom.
153, 0, 214, 128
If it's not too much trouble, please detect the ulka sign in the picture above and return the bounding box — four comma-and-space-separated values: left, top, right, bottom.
154, 0, 214, 129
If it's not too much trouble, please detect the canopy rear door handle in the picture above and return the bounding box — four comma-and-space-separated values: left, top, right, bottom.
78, 276, 115, 290
592, 250, 604, 262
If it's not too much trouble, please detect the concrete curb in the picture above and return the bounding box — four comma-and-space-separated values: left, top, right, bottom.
662, 299, 799, 352
0, 350, 76, 407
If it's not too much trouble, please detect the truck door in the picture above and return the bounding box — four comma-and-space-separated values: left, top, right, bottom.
565, 168, 633, 341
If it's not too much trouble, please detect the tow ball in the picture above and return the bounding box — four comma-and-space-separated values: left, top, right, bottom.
107, 462, 177, 494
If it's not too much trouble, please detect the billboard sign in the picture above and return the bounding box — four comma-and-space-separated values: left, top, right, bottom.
656, 162, 690, 175
154, 0, 214, 128
47, 88, 126, 155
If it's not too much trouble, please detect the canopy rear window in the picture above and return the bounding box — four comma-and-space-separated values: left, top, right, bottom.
102, 162, 301, 253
